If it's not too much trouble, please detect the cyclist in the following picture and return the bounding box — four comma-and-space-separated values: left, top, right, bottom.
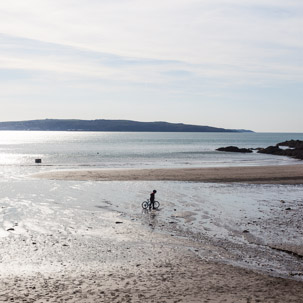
150, 190, 157, 209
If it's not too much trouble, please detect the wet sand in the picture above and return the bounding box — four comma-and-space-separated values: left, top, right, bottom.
2, 164, 302, 302
1, 207, 303, 303
35, 164, 303, 184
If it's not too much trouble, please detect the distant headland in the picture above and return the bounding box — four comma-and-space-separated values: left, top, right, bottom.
0, 119, 253, 133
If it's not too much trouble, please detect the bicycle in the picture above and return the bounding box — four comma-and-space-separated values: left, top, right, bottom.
142, 199, 160, 210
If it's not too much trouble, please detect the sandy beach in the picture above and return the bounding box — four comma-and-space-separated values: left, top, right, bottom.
35, 164, 303, 184
1, 198, 303, 303
1, 164, 303, 302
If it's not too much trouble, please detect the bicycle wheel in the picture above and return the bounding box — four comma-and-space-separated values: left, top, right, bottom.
142, 201, 149, 209
154, 201, 160, 209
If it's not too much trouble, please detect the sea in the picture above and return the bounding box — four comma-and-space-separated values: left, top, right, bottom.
1, 131, 303, 180
1, 131, 303, 279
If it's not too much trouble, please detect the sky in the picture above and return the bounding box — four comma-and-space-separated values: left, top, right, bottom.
0, 0, 302, 132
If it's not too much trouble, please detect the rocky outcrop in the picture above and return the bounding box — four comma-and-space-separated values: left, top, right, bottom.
216, 146, 253, 153
258, 140, 303, 160
216, 140, 303, 160
257, 145, 285, 156
277, 140, 303, 149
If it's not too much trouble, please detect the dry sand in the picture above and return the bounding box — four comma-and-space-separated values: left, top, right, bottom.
35, 164, 303, 184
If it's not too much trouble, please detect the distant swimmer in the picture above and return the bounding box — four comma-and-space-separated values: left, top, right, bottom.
150, 189, 157, 210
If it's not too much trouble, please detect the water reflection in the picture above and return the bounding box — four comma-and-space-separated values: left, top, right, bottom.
142, 209, 159, 230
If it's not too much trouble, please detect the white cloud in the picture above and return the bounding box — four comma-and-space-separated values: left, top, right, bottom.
0, 0, 302, 130
1, 1, 302, 64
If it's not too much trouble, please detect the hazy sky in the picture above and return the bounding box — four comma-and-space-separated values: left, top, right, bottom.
0, 0, 302, 132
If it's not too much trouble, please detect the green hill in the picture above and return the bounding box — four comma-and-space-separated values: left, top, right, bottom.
0, 119, 253, 132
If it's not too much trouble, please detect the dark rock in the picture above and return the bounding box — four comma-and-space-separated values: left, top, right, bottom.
258, 140, 303, 160
277, 140, 303, 149
285, 207, 292, 210
242, 230, 250, 233
115, 221, 123, 224
287, 149, 303, 160
257, 145, 284, 155
216, 146, 253, 153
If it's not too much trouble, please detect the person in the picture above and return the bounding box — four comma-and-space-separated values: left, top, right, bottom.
150, 189, 157, 209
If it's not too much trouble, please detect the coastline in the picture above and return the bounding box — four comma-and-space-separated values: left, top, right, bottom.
35, 163, 303, 184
